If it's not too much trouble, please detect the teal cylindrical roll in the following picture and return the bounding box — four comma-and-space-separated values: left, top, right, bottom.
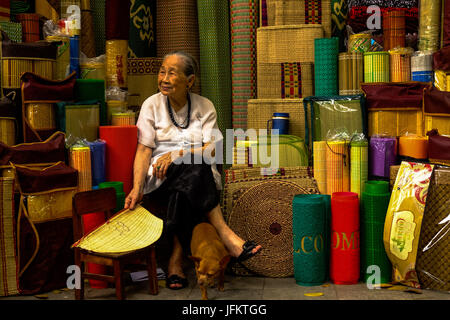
292, 194, 331, 286
98, 181, 125, 213
360, 181, 392, 284
314, 37, 339, 96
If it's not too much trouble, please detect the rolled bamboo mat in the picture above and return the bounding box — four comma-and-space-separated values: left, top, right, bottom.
99, 126, 137, 195
156, 0, 201, 94
129, 0, 156, 58
0, 177, 18, 297
257, 25, 324, 64
326, 141, 350, 195
106, 40, 128, 89
364, 51, 390, 83
313, 141, 327, 194
230, 0, 258, 129
105, 0, 130, 40
111, 112, 135, 126
70, 146, 92, 192
46, 36, 71, 80
411, 51, 434, 82
247, 99, 305, 139
330, 192, 360, 285
418, 0, 442, 52
360, 181, 392, 284
90, 0, 106, 56
16, 13, 39, 42
261, 0, 332, 38
80, 0, 96, 58
350, 140, 368, 198
257, 62, 313, 99
0, 117, 16, 146
80, 62, 105, 80
389, 50, 411, 82
314, 37, 339, 96
197, 0, 231, 135
348, 33, 371, 53
398, 135, 428, 159
369, 136, 397, 178
26, 103, 55, 130
338, 52, 364, 95
292, 194, 330, 286
106, 100, 127, 125
383, 10, 405, 51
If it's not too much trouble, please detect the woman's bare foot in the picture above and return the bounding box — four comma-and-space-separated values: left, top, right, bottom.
167, 236, 186, 289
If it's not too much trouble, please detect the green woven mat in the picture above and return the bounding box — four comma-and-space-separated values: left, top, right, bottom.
314, 38, 339, 96
90, 0, 106, 56
197, 0, 232, 138
0, 22, 22, 43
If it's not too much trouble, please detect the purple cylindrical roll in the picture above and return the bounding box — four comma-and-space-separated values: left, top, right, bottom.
369, 137, 397, 178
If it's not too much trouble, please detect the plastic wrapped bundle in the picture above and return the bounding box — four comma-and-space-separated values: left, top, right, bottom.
314, 37, 339, 96
411, 51, 433, 82
46, 36, 70, 80
348, 33, 371, 53
313, 141, 327, 194
292, 194, 331, 286
326, 141, 350, 195
25, 103, 56, 130
338, 52, 364, 95
389, 48, 412, 82
364, 52, 390, 83
360, 181, 392, 284
418, 0, 442, 52
369, 136, 397, 178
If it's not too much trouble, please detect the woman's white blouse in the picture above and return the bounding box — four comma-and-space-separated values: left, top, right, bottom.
136, 92, 223, 194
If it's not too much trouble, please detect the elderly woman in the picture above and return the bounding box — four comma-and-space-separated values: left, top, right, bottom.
124, 51, 261, 290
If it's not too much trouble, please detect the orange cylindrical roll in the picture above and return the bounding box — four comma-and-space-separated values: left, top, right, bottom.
326, 141, 350, 195
399, 135, 428, 159
383, 10, 405, 51
111, 112, 135, 126
69, 146, 92, 192
390, 51, 411, 82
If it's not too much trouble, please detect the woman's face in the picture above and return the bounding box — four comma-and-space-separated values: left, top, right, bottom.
158, 55, 193, 99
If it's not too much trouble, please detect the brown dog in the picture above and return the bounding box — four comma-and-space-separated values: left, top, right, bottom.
189, 222, 231, 300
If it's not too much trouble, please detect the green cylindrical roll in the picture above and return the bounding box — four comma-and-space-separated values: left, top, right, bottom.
292, 194, 331, 286
98, 181, 125, 213
360, 181, 392, 284
75, 79, 107, 125
314, 38, 339, 96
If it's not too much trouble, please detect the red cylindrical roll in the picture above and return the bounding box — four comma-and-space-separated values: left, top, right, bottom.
330, 192, 360, 285
82, 212, 107, 288
99, 126, 137, 196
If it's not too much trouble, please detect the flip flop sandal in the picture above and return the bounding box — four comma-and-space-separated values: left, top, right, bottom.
166, 275, 188, 290
236, 240, 262, 263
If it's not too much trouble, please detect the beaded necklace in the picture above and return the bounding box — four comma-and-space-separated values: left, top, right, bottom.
167, 94, 191, 129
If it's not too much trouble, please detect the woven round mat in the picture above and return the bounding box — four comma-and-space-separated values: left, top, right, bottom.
228, 180, 309, 277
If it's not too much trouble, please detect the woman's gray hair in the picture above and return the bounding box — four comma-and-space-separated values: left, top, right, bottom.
163, 51, 198, 79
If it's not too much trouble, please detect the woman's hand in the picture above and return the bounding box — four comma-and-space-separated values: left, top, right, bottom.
152, 150, 182, 180
124, 187, 143, 210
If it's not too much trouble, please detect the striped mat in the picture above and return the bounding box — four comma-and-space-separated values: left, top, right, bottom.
197, 0, 232, 135
230, 0, 258, 129
156, 0, 201, 94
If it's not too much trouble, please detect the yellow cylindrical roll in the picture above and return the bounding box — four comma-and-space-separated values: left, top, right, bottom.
418, 0, 442, 52
26, 103, 55, 129
32, 60, 55, 80
326, 141, 349, 195
398, 135, 428, 159
69, 146, 92, 192
364, 52, 390, 83
339, 52, 363, 95
111, 112, 135, 126
106, 40, 128, 88
1, 59, 33, 88
313, 141, 327, 194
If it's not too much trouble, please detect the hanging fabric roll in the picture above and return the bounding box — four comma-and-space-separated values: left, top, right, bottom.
411, 51, 434, 82
292, 194, 331, 286
330, 192, 360, 285
197, 0, 232, 135
314, 37, 339, 96
99, 126, 137, 196
350, 140, 368, 198
418, 0, 442, 52
360, 181, 392, 284
105, 40, 128, 89
16, 13, 39, 42
364, 51, 390, 83
389, 48, 412, 82
80, 0, 96, 58
156, 0, 201, 94
338, 52, 363, 95
230, 0, 258, 128
69, 145, 92, 192
313, 141, 327, 195
326, 141, 350, 195
369, 136, 397, 179
87, 140, 106, 187
105, 0, 130, 40
383, 10, 405, 51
